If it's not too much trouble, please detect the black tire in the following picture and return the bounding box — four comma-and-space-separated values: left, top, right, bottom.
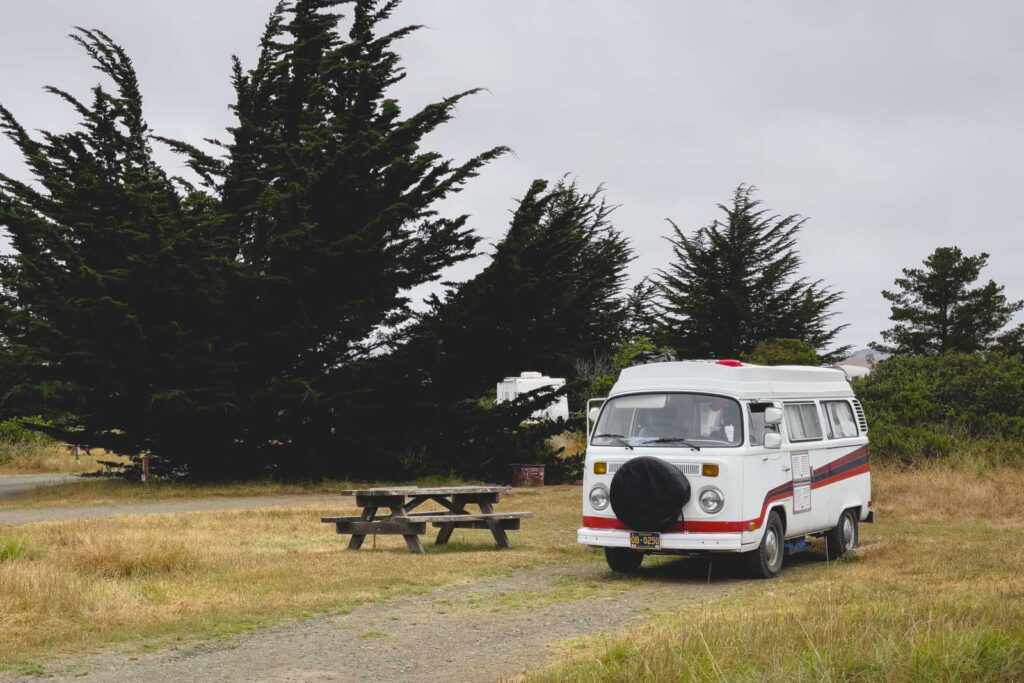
605, 547, 644, 573
609, 456, 691, 531
826, 508, 859, 559
746, 510, 785, 579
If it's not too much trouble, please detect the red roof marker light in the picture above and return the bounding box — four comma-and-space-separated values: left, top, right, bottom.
716, 359, 743, 367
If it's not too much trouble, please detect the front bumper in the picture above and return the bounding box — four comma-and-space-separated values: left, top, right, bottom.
578, 527, 743, 552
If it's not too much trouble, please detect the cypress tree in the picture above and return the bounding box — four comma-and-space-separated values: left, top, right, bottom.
167, 0, 508, 476
380, 178, 633, 477
658, 185, 848, 362
0, 30, 238, 469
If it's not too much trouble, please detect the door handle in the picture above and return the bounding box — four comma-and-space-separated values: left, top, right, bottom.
781, 465, 791, 472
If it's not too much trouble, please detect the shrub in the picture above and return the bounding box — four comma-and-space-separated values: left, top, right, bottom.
856, 353, 1024, 462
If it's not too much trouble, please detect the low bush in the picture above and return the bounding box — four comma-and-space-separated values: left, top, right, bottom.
856, 353, 1024, 464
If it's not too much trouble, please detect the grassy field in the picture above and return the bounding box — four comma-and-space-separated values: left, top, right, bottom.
0, 442, 113, 476
0, 476, 353, 509
532, 463, 1024, 682
0, 484, 588, 670
3, 464, 1023, 680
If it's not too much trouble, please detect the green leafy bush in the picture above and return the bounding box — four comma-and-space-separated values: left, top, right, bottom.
856, 353, 1024, 462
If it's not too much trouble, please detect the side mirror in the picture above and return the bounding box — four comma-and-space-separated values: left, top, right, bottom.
588, 407, 601, 424
764, 432, 782, 449
764, 407, 783, 425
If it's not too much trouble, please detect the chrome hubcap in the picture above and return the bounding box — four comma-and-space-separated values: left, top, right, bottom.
765, 529, 780, 567
842, 516, 855, 549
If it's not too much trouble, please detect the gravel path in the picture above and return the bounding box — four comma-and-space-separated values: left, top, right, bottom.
0, 493, 340, 526
2, 558, 739, 682
0, 474, 79, 503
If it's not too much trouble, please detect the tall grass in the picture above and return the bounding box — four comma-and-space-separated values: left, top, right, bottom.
0, 485, 588, 667
532, 463, 1024, 682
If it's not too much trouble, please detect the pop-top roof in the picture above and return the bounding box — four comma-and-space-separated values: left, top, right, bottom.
610, 360, 852, 400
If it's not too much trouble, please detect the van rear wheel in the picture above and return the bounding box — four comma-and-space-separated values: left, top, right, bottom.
746, 511, 784, 579
605, 547, 643, 573
826, 508, 859, 559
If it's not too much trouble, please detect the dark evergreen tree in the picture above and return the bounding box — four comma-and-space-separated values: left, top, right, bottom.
413, 179, 631, 395
622, 277, 663, 342
165, 0, 507, 476
378, 178, 633, 477
0, 30, 239, 468
658, 185, 848, 362
872, 246, 1023, 356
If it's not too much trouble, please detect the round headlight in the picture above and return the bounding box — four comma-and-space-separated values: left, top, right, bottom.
589, 484, 610, 510
698, 487, 725, 514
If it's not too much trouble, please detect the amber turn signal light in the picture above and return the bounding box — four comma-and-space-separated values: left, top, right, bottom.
702, 463, 719, 477
594, 461, 607, 475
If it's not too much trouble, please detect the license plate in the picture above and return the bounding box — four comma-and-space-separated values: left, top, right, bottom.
629, 532, 661, 550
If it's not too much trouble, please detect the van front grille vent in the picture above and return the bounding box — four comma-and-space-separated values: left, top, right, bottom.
852, 399, 869, 433
606, 462, 701, 476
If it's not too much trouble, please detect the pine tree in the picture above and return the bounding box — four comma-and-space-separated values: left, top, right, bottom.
658, 185, 848, 361
0, 30, 238, 469
873, 246, 1023, 355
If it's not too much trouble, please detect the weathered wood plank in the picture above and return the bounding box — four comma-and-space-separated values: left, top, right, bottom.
335, 521, 426, 535
392, 512, 532, 523
452, 492, 502, 506
403, 534, 425, 554
339, 486, 510, 497
434, 524, 456, 545
355, 494, 406, 509
479, 500, 511, 549
430, 518, 521, 531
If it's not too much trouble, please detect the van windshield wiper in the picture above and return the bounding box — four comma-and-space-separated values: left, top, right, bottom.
644, 436, 701, 451
592, 433, 634, 451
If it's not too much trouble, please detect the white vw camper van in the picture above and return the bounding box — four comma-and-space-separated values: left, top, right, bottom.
578, 359, 872, 578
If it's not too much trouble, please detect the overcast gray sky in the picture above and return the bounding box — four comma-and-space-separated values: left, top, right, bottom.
2, 0, 1023, 351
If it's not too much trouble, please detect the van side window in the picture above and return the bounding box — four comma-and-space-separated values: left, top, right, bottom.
748, 402, 779, 447
784, 402, 823, 441
823, 400, 859, 438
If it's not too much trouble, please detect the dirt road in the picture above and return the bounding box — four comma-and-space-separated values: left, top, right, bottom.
0, 493, 341, 526
0, 558, 738, 682
0, 474, 78, 503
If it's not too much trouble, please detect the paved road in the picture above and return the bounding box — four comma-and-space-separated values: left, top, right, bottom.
0, 474, 78, 502
0, 493, 341, 526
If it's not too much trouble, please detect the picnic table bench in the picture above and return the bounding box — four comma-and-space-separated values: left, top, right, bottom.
321, 485, 532, 554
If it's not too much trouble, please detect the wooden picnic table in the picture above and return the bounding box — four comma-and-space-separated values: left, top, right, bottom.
321, 486, 532, 554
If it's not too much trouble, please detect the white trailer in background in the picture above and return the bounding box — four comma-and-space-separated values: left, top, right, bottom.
496, 371, 570, 421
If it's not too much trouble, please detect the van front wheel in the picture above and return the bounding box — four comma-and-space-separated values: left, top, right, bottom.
605, 547, 643, 573
746, 511, 784, 579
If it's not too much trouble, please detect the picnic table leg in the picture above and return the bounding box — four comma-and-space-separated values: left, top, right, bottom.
391, 505, 425, 554
435, 524, 455, 545
348, 506, 377, 550
478, 501, 511, 549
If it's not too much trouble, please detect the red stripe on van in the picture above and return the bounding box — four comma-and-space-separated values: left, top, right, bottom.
582, 451, 870, 534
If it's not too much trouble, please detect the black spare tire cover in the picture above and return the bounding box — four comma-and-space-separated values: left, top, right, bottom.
609, 456, 691, 531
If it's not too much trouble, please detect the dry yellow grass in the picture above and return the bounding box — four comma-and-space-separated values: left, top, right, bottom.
0, 443, 116, 475
0, 476, 349, 509
0, 485, 588, 669
533, 463, 1024, 682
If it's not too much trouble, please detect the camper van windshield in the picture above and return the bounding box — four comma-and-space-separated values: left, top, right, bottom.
591, 393, 743, 448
